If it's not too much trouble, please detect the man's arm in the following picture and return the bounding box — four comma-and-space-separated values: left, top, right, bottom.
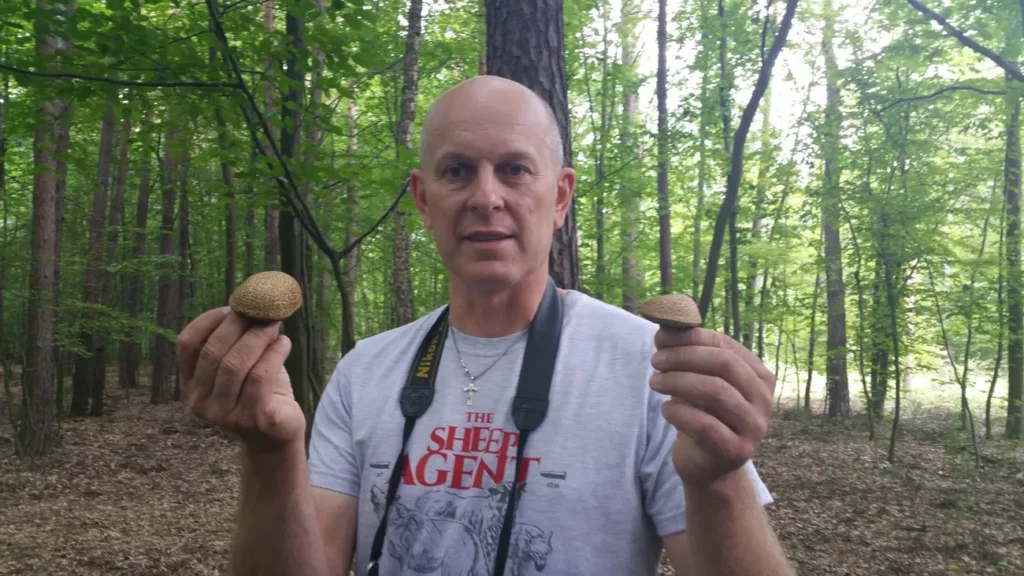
661, 469, 791, 575
230, 441, 358, 576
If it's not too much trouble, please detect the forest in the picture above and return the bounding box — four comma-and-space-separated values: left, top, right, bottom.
1, 0, 1023, 573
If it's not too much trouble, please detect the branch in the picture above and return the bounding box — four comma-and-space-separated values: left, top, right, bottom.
339, 180, 410, 259
0, 63, 241, 89
698, 0, 800, 317
877, 84, 1006, 113
905, 0, 1024, 83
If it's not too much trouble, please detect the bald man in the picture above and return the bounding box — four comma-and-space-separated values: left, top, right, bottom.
176, 76, 793, 576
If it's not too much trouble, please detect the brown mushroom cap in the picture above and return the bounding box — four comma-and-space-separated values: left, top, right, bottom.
229, 271, 303, 321
639, 293, 703, 329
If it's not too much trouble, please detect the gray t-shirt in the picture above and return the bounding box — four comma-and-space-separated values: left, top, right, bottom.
308, 290, 773, 576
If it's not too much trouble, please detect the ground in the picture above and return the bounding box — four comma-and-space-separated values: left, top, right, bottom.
1, 384, 1022, 575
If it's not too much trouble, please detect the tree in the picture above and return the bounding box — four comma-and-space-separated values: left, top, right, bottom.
393, 0, 422, 327
821, 0, 850, 417
486, 0, 579, 290
656, 0, 672, 294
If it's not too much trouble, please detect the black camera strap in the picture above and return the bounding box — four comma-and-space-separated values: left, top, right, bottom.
367, 277, 563, 576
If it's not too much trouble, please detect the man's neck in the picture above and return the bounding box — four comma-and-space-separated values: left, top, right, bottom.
448, 271, 552, 338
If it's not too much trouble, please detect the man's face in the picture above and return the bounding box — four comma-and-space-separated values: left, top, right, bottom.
411, 81, 575, 292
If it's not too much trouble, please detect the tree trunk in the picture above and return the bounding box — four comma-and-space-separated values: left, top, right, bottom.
279, 7, 312, 437
119, 114, 153, 390
486, 0, 579, 290
592, 0, 612, 301
70, 100, 116, 418
263, 0, 280, 273
694, 68, 710, 300
620, 0, 640, 314
822, 0, 850, 417
1005, 77, 1023, 439
212, 60, 237, 302
745, 90, 772, 349
393, 0, 422, 327
885, 252, 903, 463
176, 142, 194, 401
987, 191, 1006, 438
656, 0, 672, 294
870, 253, 890, 417
22, 0, 75, 456
151, 122, 179, 405
805, 269, 822, 412
341, 99, 359, 355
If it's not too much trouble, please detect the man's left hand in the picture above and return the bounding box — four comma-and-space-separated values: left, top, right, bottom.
649, 327, 776, 488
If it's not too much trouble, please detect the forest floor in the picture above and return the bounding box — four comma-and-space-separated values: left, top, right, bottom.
1, 378, 1023, 575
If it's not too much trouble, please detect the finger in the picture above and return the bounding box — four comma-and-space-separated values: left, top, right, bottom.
655, 327, 775, 389
208, 320, 284, 415
651, 345, 771, 415
190, 312, 254, 405
662, 399, 754, 465
234, 335, 292, 429
177, 307, 232, 385
650, 371, 764, 438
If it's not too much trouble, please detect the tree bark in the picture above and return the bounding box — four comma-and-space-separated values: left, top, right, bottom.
263, 0, 280, 272
745, 90, 772, 349
987, 190, 1006, 438
656, 0, 672, 294
486, 0, 579, 290
805, 268, 822, 412
70, 99, 116, 417
822, 0, 850, 417
22, 0, 75, 456
212, 52, 237, 302
1005, 77, 1023, 439
119, 114, 153, 390
620, 0, 640, 313
151, 121, 179, 405
393, 0, 422, 327
341, 99, 359, 355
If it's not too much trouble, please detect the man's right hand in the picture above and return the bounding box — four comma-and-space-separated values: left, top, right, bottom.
176, 307, 306, 452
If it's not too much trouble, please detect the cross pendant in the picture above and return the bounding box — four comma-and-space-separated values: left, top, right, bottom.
464, 378, 478, 406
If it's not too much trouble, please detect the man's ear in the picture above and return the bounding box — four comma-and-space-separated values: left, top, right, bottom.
552, 167, 576, 230
411, 169, 432, 230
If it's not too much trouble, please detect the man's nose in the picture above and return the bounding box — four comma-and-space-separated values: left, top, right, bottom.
466, 164, 503, 211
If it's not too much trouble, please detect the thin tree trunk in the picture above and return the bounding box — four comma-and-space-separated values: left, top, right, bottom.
176, 143, 193, 399
656, 0, 672, 294
341, 99, 359, 355
119, 114, 153, 390
214, 80, 237, 302
822, 0, 850, 417
806, 268, 822, 412
592, 0, 612, 301
745, 90, 772, 349
885, 253, 903, 463
987, 190, 1006, 438
392, 0, 422, 327
151, 121, 179, 405
263, 0, 279, 272
620, 0, 640, 314
70, 100, 116, 418
486, 0, 580, 290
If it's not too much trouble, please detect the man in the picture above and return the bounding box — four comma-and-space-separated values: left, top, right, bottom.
176, 76, 793, 575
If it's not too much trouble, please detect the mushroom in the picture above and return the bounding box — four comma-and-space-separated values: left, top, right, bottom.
229, 271, 303, 322
639, 293, 703, 329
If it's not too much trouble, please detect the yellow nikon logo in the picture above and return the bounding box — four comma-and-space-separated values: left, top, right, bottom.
416, 332, 441, 378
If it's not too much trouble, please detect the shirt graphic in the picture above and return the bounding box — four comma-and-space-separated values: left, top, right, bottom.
369, 410, 555, 576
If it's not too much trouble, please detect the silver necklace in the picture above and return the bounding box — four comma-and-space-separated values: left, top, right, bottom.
449, 326, 526, 406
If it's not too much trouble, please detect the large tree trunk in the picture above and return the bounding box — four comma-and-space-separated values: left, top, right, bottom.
151, 122, 179, 405
22, 0, 76, 457
119, 114, 153, 390
656, 0, 672, 294
1005, 76, 1023, 439
392, 0, 422, 327
620, 0, 640, 313
822, 0, 850, 417
70, 100, 116, 418
486, 0, 579, 290
263, 0, 280, 272
279, 6, 313, 435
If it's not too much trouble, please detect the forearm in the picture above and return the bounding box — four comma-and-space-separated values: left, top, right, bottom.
683, 468, 792, 576
230, 440, 330, 576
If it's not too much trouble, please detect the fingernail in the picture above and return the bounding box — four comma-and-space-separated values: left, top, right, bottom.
281, 335, 291, 346
221, 306, 232, 316
650, 372, 663, 390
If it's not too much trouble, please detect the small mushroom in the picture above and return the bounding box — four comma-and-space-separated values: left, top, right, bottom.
229, 271, 303, 322
639, 293, 703, 329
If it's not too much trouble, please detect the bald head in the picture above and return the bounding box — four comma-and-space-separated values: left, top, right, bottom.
418, 76, 564, 170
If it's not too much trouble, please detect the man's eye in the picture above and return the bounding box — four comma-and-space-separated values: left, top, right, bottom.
504, 164, 527, 177
444, 165, 466, 178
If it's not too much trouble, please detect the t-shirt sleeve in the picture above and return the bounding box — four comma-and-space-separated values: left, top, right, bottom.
639, 365, 775, 536
307, 357, 361, 497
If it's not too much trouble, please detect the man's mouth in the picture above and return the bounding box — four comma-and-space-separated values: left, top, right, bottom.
464, 231, 514, 243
